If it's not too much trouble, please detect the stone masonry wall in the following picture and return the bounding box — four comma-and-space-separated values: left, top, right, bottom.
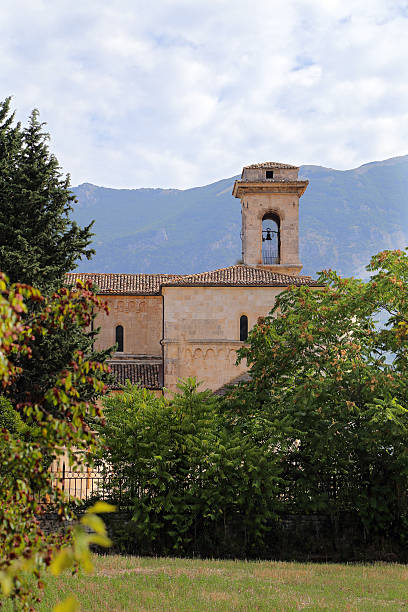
93, 295, 162, 356
162, 285, 282, 392
242, 191, 301, 271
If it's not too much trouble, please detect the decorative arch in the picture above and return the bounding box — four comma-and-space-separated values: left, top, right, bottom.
262, 212, 280, 265
193, 348, 203, 360
240, 314, 249, 341
205, 348, 215, 360
115, 325, 124, 352
217, 348, 226, 360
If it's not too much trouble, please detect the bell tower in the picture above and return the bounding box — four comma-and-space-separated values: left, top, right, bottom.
232, 162, 308, 275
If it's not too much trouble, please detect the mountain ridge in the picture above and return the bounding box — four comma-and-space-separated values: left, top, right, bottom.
71, 155, 408, 278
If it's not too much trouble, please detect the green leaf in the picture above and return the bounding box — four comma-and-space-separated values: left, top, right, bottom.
87, 501, 116, 514
53, 596, 78, 612
0, 571, 12, 596
50, 549, 73, 576
88, 533, 112, 547
81, 513, 107, 535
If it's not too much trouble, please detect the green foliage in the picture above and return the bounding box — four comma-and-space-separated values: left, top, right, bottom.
0, 396, 24, 435
234, 248, 408, 539
97, 379, 281, 555
0, 97, 112, 413
0, 274, 111, 610
0, 97, 94, 292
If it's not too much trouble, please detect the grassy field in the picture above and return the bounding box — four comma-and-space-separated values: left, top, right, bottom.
12, 555, 408, 611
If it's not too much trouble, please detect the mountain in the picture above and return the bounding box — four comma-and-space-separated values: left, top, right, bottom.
72, 155, 408, 279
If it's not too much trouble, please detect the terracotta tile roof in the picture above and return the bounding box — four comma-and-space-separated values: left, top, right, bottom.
108, 361, 162, 390
243, 162, 299, 169
161, 265, 319, 288
65, 272, 179, 295
66, 265, 319, 295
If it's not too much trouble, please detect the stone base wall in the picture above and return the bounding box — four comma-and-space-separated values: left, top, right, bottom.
37, 510, 405, 562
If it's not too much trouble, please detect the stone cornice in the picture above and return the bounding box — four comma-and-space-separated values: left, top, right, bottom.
232, 180, 309, 198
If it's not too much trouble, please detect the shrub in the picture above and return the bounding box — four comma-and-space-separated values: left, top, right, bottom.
0, 396, 24, 435
97, 379, 281, 556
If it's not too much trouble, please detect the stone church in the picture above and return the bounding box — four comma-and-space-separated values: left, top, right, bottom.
67, 162, 318, 394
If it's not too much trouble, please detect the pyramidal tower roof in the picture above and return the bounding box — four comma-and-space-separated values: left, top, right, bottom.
242, 161, 299, 170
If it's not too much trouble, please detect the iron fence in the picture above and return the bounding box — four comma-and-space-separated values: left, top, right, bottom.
47, 463, 112, 502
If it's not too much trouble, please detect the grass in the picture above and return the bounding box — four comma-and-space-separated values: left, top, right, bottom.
7, 555, 408, 611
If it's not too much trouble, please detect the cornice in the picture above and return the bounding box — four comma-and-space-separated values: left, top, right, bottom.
232, 180, 309, 198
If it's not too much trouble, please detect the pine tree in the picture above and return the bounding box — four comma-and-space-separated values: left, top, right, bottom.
0, 101, 94, 292
0, 98, 112, 407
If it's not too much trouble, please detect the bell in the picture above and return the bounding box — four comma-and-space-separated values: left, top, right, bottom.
265, 230, 272, 241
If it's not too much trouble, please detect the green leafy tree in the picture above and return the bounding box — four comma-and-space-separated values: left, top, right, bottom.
0, 396, 24, 435
97, 379, 281, 556
0, 273, 113, 611
235, 249, 408, 539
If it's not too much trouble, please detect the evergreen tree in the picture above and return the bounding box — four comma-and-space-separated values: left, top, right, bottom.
0, 99, 94, 292
0, 98, 112, 407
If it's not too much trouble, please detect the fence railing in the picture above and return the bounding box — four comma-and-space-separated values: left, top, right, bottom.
45, 461, 113, 502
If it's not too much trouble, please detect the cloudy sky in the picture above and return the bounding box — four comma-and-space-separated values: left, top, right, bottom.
2, 0, 408, 188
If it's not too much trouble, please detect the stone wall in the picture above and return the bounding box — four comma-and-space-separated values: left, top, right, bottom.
162, 285, 281, 392
93, 295, 162, 356
242, 166, 299, 181
37, 510, 403, 561
241, 191, 302, 272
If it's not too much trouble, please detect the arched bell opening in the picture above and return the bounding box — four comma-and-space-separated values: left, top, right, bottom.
262, 213, 280, 265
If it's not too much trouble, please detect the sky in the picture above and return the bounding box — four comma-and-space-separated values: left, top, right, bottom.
2, 0, 408, 189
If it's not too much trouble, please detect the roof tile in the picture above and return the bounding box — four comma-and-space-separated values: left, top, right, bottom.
243, 162, 299, 170
66, 265, 319, 295
108, 361, 162, 390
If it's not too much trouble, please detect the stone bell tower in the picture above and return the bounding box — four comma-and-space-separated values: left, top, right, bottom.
232, 162, 308, 275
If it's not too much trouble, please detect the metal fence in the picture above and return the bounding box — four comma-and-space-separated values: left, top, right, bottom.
46, 459, 117, 502
49, 467, 108, 501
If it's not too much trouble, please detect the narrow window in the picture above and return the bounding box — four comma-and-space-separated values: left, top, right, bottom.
115, 325, 124, 352
240, 315, 248, 341
265, 170, 274, 179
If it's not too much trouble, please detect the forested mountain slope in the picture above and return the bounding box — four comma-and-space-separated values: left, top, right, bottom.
72, 155, 408, 278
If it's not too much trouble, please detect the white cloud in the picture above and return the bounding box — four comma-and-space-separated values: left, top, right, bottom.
1, 0, 408, 188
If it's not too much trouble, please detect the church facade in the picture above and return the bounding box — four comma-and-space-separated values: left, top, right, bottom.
67, 162, 318, 394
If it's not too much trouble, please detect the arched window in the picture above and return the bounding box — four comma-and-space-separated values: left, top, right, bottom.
115, 325, 124, 352
240, 315, 248, 341
262, 212, 280, 265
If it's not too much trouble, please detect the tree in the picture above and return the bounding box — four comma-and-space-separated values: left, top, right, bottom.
0, 273, 113, 610
96, 379, 281, 556
0, 98, 94, 292
234, 249, 408, 541
0, 98, 112, 410
0, 396, 24, 435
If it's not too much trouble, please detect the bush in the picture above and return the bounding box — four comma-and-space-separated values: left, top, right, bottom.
97, 379, 281, 556
0, 396, 24, 435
